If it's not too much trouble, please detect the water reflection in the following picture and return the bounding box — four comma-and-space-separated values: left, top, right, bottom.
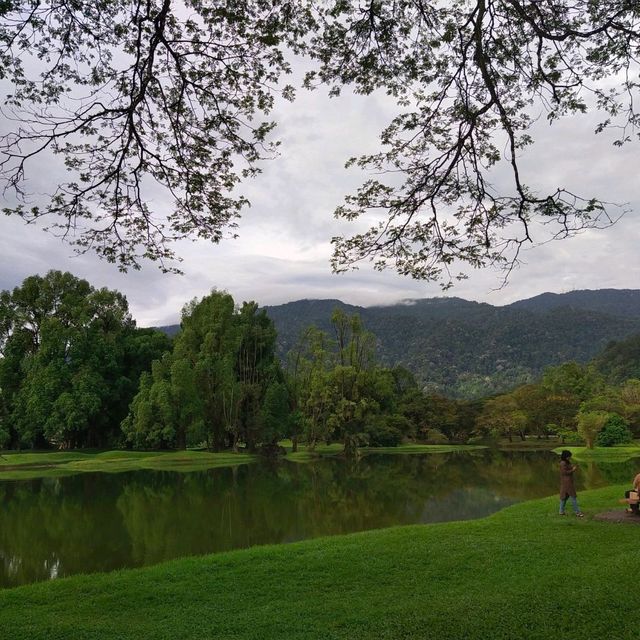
0, 449, 636, 588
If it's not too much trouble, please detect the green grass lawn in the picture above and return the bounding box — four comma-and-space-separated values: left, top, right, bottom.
0, 444, 484, 479
552, 444, 640, 463
1, 484, 637, 639
0, 449, 256, 480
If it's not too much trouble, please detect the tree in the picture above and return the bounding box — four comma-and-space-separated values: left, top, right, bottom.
511, 384, 551, 439
595, 414, 632, 447
579, 388, 624, 416
261, 382, 291, 447
325, 310, 380, 456
620, 379, 640, 433
314, 1, 640, 283
576, 410, 609, 449
399, 391, 459, 441
0, 271, 169, 448
0, 2, 637, 280
476, 394, 527, 442
121, 359, 179, 450
286, 326, 336, 449
0, 1, 313, 271
536, 362, 605, 439
286, 309, 417, 454
124, 290, 284, 451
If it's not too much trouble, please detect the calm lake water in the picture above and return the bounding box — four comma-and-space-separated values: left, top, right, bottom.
1, 449, 637, 588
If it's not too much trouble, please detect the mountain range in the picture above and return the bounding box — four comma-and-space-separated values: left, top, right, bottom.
159, 289, 640, 399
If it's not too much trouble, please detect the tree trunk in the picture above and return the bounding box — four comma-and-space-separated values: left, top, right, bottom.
344, 434, 359, 458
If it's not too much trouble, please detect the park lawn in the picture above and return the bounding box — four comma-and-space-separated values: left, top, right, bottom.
0, 445, 485, 478
552, 444, 640, 463
0, 484, 636, 640
0, 450, 256, 480
0, 451, 96, 466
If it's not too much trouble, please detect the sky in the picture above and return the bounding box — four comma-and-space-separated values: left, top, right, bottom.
0, 68, 638, 328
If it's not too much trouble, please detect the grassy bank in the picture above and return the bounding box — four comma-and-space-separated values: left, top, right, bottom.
552, 444, 640, 463
0, 444, 487, 479
497, 438, 560, 450
1, 485, 637, 639
282, 442, 486, 463
0, 450, 256, 481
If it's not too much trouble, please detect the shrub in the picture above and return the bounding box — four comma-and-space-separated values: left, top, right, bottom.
424, 428, 449, 444
547, 423, 582, 444
364, 415, 408, 447
596, 414, 633, 447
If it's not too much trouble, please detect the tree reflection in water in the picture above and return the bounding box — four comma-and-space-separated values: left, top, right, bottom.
0, 450, 634, 588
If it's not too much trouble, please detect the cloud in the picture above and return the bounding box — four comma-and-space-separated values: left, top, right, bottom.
0, 80, 638, 327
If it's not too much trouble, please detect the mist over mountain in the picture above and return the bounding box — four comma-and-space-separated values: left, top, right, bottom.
159, 289, 640, 398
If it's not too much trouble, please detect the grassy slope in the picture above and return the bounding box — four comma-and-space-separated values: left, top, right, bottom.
0, 445, 486, 478
0, 450, 256, 481
552, 445, 640, 463
1, 485, 637, 640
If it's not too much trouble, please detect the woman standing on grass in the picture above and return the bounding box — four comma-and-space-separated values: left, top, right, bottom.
559, 450, 584, 517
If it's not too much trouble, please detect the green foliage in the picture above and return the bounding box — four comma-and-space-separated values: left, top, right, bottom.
596, 415, 633, 447
124, 291, 283, 451
286, 309, 421, 455
0, 271, 170, 449
0, 1, 637, 283
261, 382, 291, 445
593, 334, 640, 384
266, 296, 640, 400
577, 411, 610, 449
364, 415, 408, 447
476, 395, 527, 442
547, 423, 582, 445
620, 379, 640, 434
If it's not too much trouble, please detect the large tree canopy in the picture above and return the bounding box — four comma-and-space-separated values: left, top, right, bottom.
0, 271, 171, 448
0, 0, 313, 270
122, 290, 286, 451
0, 1, 638, 282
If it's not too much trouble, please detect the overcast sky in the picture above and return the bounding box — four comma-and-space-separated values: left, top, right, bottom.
0, 77, 638, 328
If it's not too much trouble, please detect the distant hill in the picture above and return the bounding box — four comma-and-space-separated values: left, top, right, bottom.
158, 289, 640, 399
509, 289, 640, 319
155, 324, 181, 338
593, 333, 640, 384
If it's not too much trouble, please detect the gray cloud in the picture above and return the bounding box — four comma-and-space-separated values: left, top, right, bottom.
0, 84, 638, 327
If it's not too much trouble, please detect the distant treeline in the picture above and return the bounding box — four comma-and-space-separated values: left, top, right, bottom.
261, 295, 640, 399
1, 272, 639, 453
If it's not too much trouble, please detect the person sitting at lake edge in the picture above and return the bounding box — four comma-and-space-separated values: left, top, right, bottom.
559, 450, 584, 517
622, 472, 640, 514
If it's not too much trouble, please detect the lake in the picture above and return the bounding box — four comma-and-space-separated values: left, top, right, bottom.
1, 449, 636, 588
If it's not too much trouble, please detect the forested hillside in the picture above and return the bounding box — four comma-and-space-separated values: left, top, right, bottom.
157, 290, 640, 399
509, 289, 640, 319
593, 334, 640, 384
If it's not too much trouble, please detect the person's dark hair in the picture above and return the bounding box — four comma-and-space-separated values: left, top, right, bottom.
560, 450, 573, 462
